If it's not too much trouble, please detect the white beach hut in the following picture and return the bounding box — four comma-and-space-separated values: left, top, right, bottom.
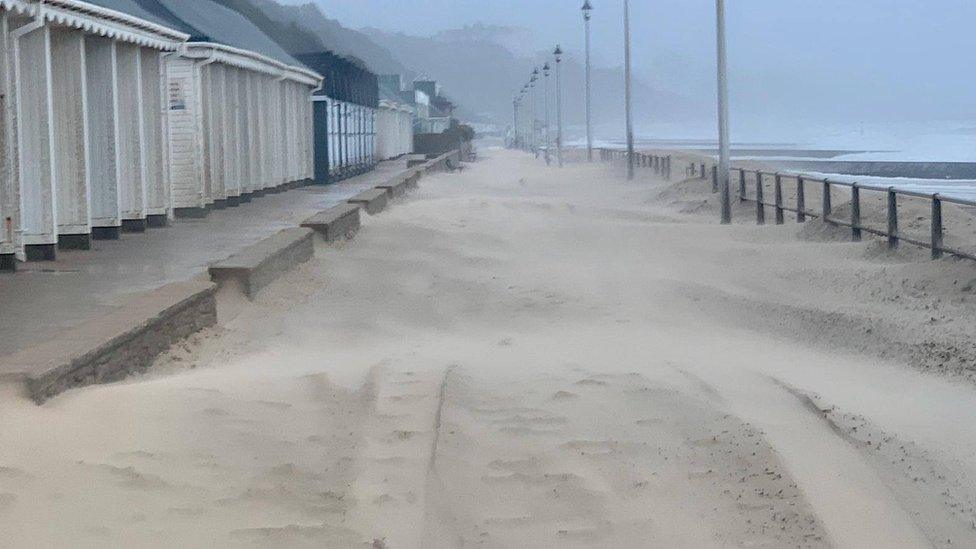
0, 0, 186, 265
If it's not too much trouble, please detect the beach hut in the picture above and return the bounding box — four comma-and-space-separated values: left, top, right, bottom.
296, 51, 378, 184
86, 0, 321, 218
0, 0, 186, 267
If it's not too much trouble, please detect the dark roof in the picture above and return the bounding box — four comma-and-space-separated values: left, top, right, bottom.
87, 0, 301, 66
295, 52, 378, 108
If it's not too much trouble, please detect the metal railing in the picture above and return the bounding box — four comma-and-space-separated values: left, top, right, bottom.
600, 150, 976, 262
599, 148, 672, 180
717, 166, 976, 261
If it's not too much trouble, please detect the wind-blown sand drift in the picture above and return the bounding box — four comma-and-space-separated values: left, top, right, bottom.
1, 149, 975, 547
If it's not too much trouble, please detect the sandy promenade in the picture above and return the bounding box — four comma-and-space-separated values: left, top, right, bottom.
1, 148, 976, 547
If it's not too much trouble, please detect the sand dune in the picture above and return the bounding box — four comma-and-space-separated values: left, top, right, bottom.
0, 148, 974, 547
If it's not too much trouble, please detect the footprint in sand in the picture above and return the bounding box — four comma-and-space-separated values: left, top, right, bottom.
391, 379, 423, 386
557, 526, 609, 543
111, 450, 158, 462
484, 515, 533, 527
387, 393, 428, 403
574, 378, 608, 387
491, 414, 568, 427
497, 426, 558, 437
201, 407, 230, 417
488, 458, 541, 475
561, 440, 617, 457
390, 430, 419, 442
482, 472, 584, 487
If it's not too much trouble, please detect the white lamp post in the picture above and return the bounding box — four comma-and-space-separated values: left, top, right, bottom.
624, 0, 634, 180
717, 0, 732, 223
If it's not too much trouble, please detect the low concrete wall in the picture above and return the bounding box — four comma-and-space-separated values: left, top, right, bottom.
0, 155, 468, 404
0, 280, 217, 403
301, 204, 361, 242
208, 228, 315, 299
348, 188, 389, 215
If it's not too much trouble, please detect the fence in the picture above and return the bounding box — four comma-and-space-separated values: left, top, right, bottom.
721, 164, 975, 261
599, 148, 672, 181
600, 150, 976, 262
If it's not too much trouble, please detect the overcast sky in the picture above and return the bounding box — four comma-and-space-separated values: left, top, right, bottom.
290, 1, 976, 134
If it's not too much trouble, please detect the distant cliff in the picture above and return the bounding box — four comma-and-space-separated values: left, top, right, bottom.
211, 0, 699, 128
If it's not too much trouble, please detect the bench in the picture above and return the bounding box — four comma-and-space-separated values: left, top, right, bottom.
348, 188, 389, 215
208, 227, 314, 298
301, 203, 361, 242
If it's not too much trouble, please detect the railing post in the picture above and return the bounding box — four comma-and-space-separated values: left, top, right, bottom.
931, 195, 943, 259
796, 176, 806, 222
665, 156, 671, 181
822, 179, 832, 222
755, 172, 765, 225
851, 184, 862, 241
887, 188, 899, 249
711, 165, 718, 193
738, 169, 746, 201
774, 173, 784, 224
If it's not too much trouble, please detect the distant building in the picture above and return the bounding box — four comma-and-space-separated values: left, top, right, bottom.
376, 75, 414, 160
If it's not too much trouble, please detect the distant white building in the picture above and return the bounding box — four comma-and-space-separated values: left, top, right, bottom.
375, 75, 413, 160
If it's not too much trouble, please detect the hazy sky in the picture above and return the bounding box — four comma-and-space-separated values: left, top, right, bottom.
290, 1, 976, 132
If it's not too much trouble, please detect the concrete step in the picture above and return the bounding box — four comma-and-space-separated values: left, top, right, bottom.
348, 188, 390, 216
208, 227, 314, 299
301, 203, 361, 242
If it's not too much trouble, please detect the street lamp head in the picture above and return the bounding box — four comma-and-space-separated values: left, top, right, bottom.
554, 45, 563, 63
582, 0, 592, 20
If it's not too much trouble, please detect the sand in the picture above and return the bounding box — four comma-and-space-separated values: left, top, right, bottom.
1, 147, 975, 547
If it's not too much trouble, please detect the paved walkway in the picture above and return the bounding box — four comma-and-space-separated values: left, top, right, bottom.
0, 158, 411, 356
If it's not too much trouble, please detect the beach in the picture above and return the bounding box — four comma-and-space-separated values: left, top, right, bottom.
1, 147, 975, 547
